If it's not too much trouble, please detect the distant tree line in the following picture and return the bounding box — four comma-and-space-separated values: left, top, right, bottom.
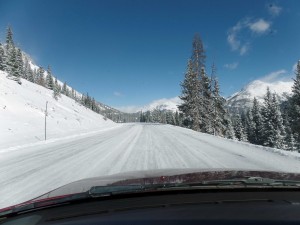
140, 108, 183, 126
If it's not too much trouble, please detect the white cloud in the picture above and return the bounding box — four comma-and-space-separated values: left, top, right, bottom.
240, 44, 250, 55
224, 62, 239, 70
249, 19, 271, 34
227, 18, 272, 55
227, 19, 249, 55
267, 3, 282, 17
113, 91, 123, 97
260, 69, 287, 82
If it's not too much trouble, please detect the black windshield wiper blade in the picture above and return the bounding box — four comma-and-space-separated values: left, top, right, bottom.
89, 185, 145, 197
89, 177, 300, 198
187, 177, 300, 187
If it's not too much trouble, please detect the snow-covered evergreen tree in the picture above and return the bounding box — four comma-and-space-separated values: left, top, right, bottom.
5, 26, 15, 75
27, 68, 34, 82
0, 44, 5, 71
288, 60, 300, 145
46, 65, 54, 90
233, 114, 247, 141
16, 48, 24, 77
283, 116, 297, 151
36, 67, 45, 86
22, 57, 30, 80
261, 88, 285, 149
52, 77, 61, 100
166, 111, 175, 125
6, 26, 14, 48
248, 97, 264, 145
62, 82, 67, 95
223, 114, 236, 140
7, 47, 21, 83
210, 65, 228, 137
179, 59, 201, 131
174, 111, 180, 126
200, 66, 213, 133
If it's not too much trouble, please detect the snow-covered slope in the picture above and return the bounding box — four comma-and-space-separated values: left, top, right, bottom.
227, 79, 293, 112
0, 70, 117, 149
140, 97, 182, 112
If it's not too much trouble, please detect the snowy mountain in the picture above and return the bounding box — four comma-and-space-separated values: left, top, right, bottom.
227, 79, 293, 113
139, 97, 182, 112
0, 70, 117, 149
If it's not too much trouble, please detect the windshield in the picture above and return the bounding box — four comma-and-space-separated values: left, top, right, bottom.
0, 0, 300, 210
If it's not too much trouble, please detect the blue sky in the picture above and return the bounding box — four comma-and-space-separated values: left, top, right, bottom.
0, 0, 299, 111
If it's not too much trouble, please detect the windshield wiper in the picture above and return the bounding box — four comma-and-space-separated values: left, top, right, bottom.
89, 177, 300, 197
199, 177, 300, 187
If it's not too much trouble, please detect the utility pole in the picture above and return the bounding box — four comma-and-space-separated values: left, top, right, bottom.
45, 101, 48, 140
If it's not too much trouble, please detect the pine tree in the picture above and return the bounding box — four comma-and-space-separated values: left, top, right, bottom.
242, 109, 253, 143
233, 114, 247, 141
0, 44, 5, 71
6, 26, 14, 49
210, 65, 228, 137
249, 97, 264, 145
200, 67, 213, 133
52, 77, 61, 100
223, 114, 236, 140
289, 60, 300, 144
261, 88, 285, 149
191, 34, 206, 131
166, 111, 175, 125
22, 57, 30, 80
53, 84, 60, 100
174, 111, 180, 126
36, 67, 45, 86
62, 82, 67, 95
191, 33, 206, 74
179, 59, 201, 131
71, 88, 75, 99
179, 34, 207, 132
5, 26, 15, 75
7, 47, 21, 83
14, 48, 24, 80
46, 65, 54, 90
33, 68, 38, 83
283, 116, 297, 151
27, 68, 34, 82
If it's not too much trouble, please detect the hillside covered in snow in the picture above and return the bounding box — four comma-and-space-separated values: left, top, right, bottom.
0, 70, 117, 149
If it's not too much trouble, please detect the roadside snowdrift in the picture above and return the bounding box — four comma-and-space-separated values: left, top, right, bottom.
0, 71, 117, 149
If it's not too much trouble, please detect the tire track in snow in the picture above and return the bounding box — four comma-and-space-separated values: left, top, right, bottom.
1, 123, 300, 209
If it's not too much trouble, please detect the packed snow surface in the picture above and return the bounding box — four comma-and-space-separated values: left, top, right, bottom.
1, 123, 300, 209
0, 71, 116, 149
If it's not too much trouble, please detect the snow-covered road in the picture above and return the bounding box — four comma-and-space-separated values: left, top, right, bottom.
1, 123, 300, 208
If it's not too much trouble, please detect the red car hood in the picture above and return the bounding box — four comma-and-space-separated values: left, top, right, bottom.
1, 168, 300, 214
24, 168, 300, 201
